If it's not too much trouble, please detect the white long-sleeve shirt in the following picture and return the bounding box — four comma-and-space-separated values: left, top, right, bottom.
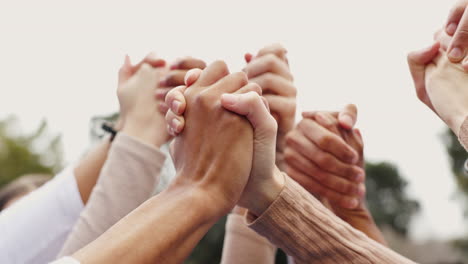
0, 166, 84, 264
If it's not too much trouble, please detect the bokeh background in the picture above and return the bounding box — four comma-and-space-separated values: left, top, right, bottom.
0, 0, 467, 262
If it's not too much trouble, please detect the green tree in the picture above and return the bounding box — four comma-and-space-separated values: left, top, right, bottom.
442, 128, 468, 255
0, 116, 63, 188
365, 162, 421, 236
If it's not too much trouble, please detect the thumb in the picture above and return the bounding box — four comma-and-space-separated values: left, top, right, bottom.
221, 92, 277, 136
118, 55, 132, 84
184, 68, 203, 87
338, 104, 358, 130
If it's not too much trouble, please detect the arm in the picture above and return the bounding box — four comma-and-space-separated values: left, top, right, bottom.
59, 56, 169, 256
287, 107, 386, 245
167, 74, 413, 264
61, 61, 257, 263
246, 175, 416, 264
220, 208, 277, 264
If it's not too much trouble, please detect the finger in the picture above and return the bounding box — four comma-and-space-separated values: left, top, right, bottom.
446, 0, 467, 36
235, 82, 262, 96
244, 53, 254, 63
314, 112, 341, 136
286, 130, 364, 182
448, 7, 468, 62
118, 55, 133, 84
213, 72, 248, 94
165, 85, 188, 115
286, 166, 360, 209
160, 70, 186, 87
134, 52, 166, 70
407, 42, 440, 110
244, 54, 293, 81
158, 102, 169, 115
263, 94, 296, 125
256, 43, 288, 62
338, 104, 358, 130
284, 147, 364, 196
435, 29, 453, 51
221, 91, 277, 133
185, 69, 203, 87
165, 109, 185, 135
249, 73, 297, 97
297, 119, 359, 164
302, 111, 339, 119
155, 88, 172, 101
195, 60, 230, 87
170, 57, 207, 70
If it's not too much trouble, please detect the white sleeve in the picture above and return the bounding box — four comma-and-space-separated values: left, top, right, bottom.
49, 257, 80, 264
0, 166, 84, 264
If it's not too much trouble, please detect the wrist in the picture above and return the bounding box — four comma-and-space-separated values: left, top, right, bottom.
247, 166, 285, 217
167, 174, 234, 220
122, 120, 168, 148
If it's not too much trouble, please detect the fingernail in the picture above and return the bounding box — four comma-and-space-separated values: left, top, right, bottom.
172, 101, 181, 114
358, 184, 366, 197
346, 198, 359, 209
449, 47, 464, 60
446, 23, 458, 35
172, 119, 181, 132
340, 114, 353, 129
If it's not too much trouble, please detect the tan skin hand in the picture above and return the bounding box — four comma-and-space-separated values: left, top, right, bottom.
169, 61, 254, 214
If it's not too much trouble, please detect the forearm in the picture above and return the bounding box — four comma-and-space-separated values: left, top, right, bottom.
59, 133, 166, 256
74, 138, 111, 204
221, 212, 277, 264
72, 187, 220, 264
247, 175, 415, 264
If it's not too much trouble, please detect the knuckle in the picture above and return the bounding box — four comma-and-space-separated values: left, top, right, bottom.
317, 134, 333, 149
316, 154, 332, 167
233, 71, 248, 85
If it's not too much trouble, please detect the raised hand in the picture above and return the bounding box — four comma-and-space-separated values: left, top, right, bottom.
166, 68, 284, 217
408, 43, 468, 136
284, 105, 364, 209
244, 44, 297, 169
117, 54, 170, 147
168, 61, 256, 215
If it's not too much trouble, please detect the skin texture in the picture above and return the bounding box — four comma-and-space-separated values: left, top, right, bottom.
74, 52, 168, 204
284, 106, 364, 210
408, 42, 468, 136
445, 0, 468, 68
165, 67, 284, 217
156, 57, 207, 114
72, 61, 260, 264
294, 110, 385, 245
244, 44, 297, 171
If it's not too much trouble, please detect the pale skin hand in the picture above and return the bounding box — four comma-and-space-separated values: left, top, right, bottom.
118, 55, 171, 148
73, 61, 260, 264
74, 53, 167, 204
296, 109, 386, 245
444, 0, 468, 68
408, 42, 468, 136
244, 44, 297, 171
166, 69, 285, 217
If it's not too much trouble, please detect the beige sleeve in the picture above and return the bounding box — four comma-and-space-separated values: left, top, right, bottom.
220, 214, 277, 264
58, 132, 166, 256
246, 175, 417, 264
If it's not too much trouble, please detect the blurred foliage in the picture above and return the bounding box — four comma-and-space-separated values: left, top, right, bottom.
442, 128, 468, 255
0, 116, 63, 189
365, 162, 420, 236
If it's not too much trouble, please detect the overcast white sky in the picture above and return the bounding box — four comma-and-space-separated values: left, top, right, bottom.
0, 0, 465, 241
